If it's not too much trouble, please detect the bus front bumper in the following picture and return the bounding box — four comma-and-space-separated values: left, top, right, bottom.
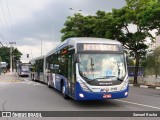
74, 82, 129, 101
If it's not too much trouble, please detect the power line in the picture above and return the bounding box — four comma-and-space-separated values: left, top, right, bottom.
0, 0, 13, 44
0, 11, 9, 46
5, 0, 16, 44
0, 32, 7, 45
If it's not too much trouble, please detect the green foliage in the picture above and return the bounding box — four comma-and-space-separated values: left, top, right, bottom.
0, 47, 22, 68
138, 0, 160, 34
128, 59, 135, 66
0, 56, 2, 62
61, 0, 160, 84
61, 13, 96, 41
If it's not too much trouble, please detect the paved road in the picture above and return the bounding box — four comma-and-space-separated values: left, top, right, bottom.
0, 73, 160, 120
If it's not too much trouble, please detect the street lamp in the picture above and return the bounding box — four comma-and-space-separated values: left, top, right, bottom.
69, 8, 82, 14
69, 8, 82, 37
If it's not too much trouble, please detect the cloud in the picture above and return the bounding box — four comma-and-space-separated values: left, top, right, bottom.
0, 0, 126, 62
17, 41, 60, 63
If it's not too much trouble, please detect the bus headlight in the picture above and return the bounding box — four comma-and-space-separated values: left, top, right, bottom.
77, 78, 91, 92
121, 77, 128, 91
79, 93, 84, 98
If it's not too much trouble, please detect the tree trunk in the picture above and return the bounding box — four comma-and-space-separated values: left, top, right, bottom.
134, 53, 139, 85
155, 65, 158, 78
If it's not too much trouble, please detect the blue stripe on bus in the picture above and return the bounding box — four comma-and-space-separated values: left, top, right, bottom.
74, 82, 129, 100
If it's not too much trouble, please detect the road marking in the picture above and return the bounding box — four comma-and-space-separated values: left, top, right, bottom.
21, 79, 45, 87
156, 87, 160, 90
140, 85, 148, 88
115, 99, 160, 110
0, 82, 10, 85
0, 80, 21, 82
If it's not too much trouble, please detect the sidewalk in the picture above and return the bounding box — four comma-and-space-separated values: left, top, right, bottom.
0, 72, 20, 82
129, 76, 160, 88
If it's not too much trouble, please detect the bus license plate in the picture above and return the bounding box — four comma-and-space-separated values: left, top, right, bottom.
103, 94, 111, 98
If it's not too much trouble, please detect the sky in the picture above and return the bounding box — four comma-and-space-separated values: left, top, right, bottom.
0, 0, 126, 63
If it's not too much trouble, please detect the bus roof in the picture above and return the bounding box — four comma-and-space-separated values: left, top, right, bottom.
19, 63, 31, 65
29, 55, 45, 63
46, 37, 121, 57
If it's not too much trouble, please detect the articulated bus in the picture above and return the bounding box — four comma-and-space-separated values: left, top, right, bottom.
30, 37, 129, 100
29, 56, 46, 82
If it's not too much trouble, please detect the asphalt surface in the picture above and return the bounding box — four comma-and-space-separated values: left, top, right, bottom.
0, 73, 160, 120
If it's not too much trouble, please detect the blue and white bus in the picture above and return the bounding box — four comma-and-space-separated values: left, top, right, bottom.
30, 37, 129, 100
29, 56, 46, 82
45, 37, 129, 100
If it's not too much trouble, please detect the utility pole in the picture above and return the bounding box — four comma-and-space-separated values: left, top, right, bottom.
9, 42, 16, 73
69, 8, 82, 37
41, 39, 42, 56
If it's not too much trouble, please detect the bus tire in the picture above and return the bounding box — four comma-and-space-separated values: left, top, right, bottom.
62, 83, 69, 99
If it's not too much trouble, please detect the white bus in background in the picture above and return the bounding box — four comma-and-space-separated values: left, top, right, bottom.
17, 63, 31, 77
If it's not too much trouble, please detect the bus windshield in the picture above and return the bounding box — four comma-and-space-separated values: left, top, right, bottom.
21, 66, 29, 72
78, 54, 126, 82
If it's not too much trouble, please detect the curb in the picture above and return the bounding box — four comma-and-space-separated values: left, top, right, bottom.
129, 84, 160, 90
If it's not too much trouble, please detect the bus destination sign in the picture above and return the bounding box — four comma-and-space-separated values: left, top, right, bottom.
83, 44, 118, 51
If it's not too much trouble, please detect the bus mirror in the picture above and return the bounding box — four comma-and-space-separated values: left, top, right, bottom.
74, 54, 79, 63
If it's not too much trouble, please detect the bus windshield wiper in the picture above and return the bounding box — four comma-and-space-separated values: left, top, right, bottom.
87, 77, 106, 82
99, 76, 116, 79
87, 76, 118, 82
87, 76, 114, 82
117, 78, 123, 81
80, 74, 94, 82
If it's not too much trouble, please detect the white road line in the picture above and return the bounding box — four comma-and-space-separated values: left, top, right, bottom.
0, 82, 10, 86
156, 87, 160, 90
21, 80, 45, 86
115, 99, 160, 110
33, 83, 44, 86
140, 85, 148, 88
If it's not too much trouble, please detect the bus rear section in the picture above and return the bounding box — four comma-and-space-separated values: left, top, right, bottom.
29, 56, 46, 83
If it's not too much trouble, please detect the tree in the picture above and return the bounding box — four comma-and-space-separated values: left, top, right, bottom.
92, 1, 151, 84
138, 0, 160, 34
94, 0, 158, 84
61, 0, 159, 84
61, 13, 97, 41
0, 56, 2, 62
0, 47, 22, 69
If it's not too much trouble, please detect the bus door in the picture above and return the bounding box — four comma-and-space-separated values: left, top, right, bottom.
68, 53, 75, 97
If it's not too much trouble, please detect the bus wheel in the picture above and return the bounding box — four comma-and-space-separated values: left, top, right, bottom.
62, 84, 68, 99
47, 80, 51, 88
